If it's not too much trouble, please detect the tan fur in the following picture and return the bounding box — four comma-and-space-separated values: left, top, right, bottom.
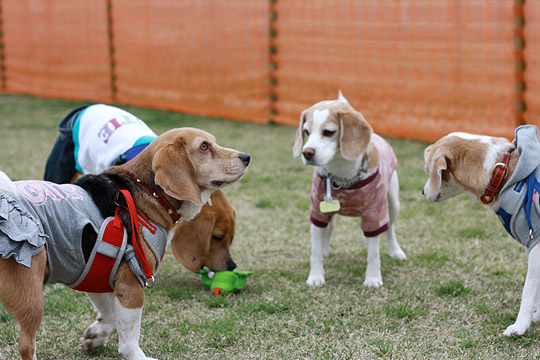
170, 189, 236, 272
293, 101, 373, 163
424, 135, 517, 200
338, 108, 373, 160
0, 127, 248, 359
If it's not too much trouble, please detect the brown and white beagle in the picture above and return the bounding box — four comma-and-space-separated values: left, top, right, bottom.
293, 92, 406, 288
0, 127, 249, 360
422, 127, 540, 337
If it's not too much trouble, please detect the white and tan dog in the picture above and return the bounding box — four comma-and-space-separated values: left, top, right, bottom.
293, 93, 406, 287
0, 128, 249, 360
422, 125, 540, 336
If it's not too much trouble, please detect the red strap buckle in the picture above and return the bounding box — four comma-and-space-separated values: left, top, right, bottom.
480, 153, 511, 205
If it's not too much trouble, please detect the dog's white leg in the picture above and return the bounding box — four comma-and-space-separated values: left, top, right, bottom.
115, 297, 157, 360
386, 171, 406, 260
322, 217, 335, 259
80, 293, 116, 352
504, 245, 540, 336
307, 223, 331, 287
364, 235, 383, 287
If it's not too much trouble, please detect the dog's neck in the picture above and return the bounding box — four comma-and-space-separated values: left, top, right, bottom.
316, 142, 379, 188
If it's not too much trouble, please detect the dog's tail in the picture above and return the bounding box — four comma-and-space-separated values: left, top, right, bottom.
337, 90, 349, 104
0, 170, 16, 195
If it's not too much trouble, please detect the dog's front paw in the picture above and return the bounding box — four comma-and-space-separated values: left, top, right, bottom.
363, 276, 383, 288
389, 248, 407, 260
80, 320, 114, 352
503, 322, 530, 336
533, 310, 540, 323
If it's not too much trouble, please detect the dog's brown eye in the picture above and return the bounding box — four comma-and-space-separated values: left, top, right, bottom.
200, 142, 209, 151
323, 130, 336, 137
304, 129, 310, 137
212, 235, 223, 242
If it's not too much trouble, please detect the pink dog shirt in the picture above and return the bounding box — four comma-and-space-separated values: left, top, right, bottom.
310, 134, 397, 237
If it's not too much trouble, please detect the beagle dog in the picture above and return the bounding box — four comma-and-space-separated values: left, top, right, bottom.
293, 92, 406, 288
422, 125, 540, 337
44, 104, 239, 275
0, 128, 249, 360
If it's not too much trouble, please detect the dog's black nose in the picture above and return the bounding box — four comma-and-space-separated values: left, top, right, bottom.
303, 147, 315, 160
239, 153, 250, 166
227, 260, 237, 271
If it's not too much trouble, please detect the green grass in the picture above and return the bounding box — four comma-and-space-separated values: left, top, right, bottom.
0, 94, 538, 359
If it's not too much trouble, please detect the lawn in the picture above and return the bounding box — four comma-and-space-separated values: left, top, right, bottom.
0, 94, 538, 359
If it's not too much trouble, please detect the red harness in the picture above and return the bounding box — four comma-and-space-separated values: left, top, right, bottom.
73, 189, 157, 293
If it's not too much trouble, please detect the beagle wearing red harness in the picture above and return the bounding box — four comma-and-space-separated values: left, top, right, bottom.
422, 126, 540, 336
0, 128, 249, 360
293, 92, 406, 288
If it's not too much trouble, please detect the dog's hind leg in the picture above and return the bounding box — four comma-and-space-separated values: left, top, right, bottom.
80, 293, 116, 352
504, 244, 540, 336
386, 171, 406, 260
0, 252, 47, 360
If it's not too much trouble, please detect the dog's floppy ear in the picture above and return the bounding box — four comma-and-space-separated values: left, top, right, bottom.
293, 110, 308, 158
424, 147, 450, 201
152, 140, 202, 204
170, 212, 214, 272
339, 110, 372, 160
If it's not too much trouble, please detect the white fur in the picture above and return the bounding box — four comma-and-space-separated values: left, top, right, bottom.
178, 189, 213, 220
114, 298, 156, 360
302, 109, 338, 166
504, 245, 540, 336
304, 94, 406, 288
0, 170, 16, 195
81, 293, 116, 352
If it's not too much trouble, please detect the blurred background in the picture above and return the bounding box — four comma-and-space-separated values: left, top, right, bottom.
0, 0, 537, 141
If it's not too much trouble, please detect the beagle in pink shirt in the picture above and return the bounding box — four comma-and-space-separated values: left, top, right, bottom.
293, 92, 406, 288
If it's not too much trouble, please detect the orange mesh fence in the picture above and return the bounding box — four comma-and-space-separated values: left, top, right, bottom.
112, 0, 269, 123
0, 1, 534, 141
524, 1, 540, 127
272, 0, 517, 141
2, 0, 112, 102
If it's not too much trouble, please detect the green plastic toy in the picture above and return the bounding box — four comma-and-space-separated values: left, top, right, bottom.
197, 269, 253, 295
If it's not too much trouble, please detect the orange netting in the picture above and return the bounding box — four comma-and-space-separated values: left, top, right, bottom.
524, 1, 540, 127
0, 1, 534, 141
2, 0, 112, 102
272, 0, 517, 141
112, 0, 269, 123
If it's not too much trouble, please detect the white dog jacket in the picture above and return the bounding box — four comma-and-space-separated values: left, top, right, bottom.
495, 125, 540, 250
0, 181, 167, 291
74, 104, 157, 175
310, 134, 397, 237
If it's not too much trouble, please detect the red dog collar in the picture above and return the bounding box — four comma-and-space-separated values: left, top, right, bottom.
135, 179, 181, 224
480, 152, 511, 205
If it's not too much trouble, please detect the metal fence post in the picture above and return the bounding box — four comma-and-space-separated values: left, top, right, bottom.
515, 0, 526, 125
107, 0, 117, 102
269, 0, 278, 122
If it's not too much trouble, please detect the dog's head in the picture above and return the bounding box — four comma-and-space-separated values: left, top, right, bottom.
141, 127, 249, 205
422, 132, 512, 202
292, 95, 372, 166
170, 189, 237, 272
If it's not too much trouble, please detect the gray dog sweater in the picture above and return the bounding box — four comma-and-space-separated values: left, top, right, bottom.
495, 125, 540, 250
0, 180, 167, 290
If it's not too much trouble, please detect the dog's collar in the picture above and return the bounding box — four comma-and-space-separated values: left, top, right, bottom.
319, 169, 379, 190
135, 179, 181, 224
480, 151, 512, 205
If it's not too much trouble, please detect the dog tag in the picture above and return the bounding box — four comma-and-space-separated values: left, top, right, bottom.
320, 178, 341, 213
